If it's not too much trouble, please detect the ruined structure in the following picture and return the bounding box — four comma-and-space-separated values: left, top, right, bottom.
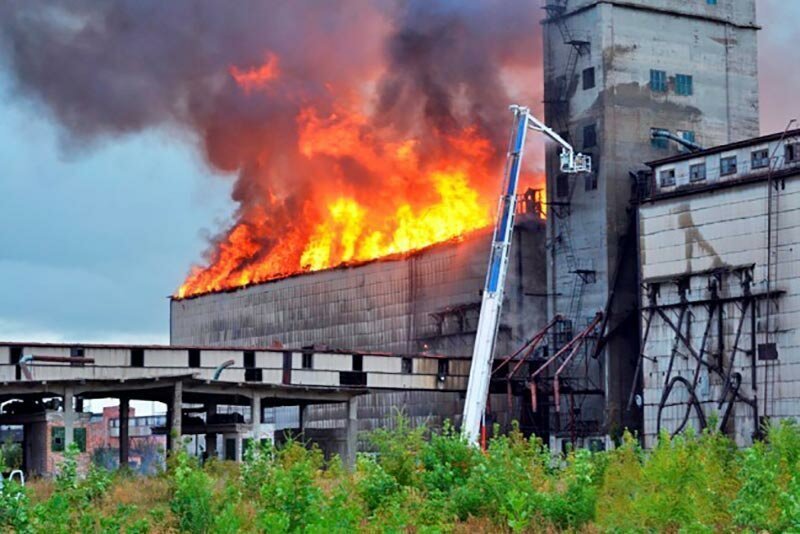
169, 215, 546, 450
638, 129, 800, 446
541, 0, 760, 447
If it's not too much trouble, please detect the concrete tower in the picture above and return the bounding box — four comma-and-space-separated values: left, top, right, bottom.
541, 0, 759, 443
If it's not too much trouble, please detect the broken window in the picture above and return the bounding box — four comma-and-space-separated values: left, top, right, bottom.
188, 348, 201, 368
752, 148, 770, 169
352, 354, 363, 372
10, 346, 22, 380
302, 351, 313, 369
650, 69, 667, 92
583, 124, 597, 149
785, 142, 800, 163
675, 74, 693, 96
720, 156, 738, 176
437, 359, 449, 381
401, 357, 413, 374
582, 67, 595, 90
659, 169, 676, 187
51, 427, 86, 452
690, 163, 706, 182
130, 348, 144, 368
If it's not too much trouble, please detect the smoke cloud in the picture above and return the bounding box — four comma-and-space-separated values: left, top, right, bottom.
0, 1, 542, 295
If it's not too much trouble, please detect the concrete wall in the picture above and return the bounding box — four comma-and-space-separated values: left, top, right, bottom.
542, 0, 759, 439
639, 158, 800, 446
169, 220, 546, 441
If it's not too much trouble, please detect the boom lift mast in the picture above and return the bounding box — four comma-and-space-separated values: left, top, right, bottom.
462, 105, 591, 446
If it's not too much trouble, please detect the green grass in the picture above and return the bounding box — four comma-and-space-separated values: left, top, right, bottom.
2, 418, 800, 532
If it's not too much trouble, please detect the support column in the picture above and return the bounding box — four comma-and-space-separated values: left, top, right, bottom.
299, 404, 307, 434
63, 387, 75, 449
119, 397, 130, 468
205, 403, 217, 460
251, 394, 261, 439
345, 396, 358, 469
168, 381, 183, 452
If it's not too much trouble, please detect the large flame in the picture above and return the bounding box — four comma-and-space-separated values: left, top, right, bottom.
0, 2, 545, 300
176, 97, 506, 298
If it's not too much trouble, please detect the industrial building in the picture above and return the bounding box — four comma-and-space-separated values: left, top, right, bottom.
171, 211, 547, 442
8, 0, 800, 477
541, 0, 759, 445
0, 342, 473, 473
637, 128, 800, 446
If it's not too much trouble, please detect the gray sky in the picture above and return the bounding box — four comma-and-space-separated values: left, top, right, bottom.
0, 1, 795, 344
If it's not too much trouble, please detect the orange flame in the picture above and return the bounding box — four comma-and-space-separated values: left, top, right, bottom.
176, 98, 543, 299
229, 53, 280, 93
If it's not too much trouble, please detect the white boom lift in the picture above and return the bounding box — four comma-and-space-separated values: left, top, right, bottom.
462, 105, 591, 446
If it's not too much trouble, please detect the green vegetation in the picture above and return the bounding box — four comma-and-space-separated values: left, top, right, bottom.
3, 419, 800, 532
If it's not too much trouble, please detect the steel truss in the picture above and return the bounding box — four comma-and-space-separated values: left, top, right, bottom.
631, 268, 783, 440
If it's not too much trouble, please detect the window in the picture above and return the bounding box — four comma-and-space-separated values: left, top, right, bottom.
659, 169, 676, 187
752, 148, 770, 169
437, 359, 449, 382
352, 354, 363, 372
720, 156, 738, 176
651, 128, 669, 150
707, 0, 717, 5
582, 67, 595, 90
130, 348, 144, 368
786, 142, 800, 163
650, 69, 667, 92
401, 357, 413, 374
690, 163, 706, 182
244, 350, 255, 368
51, 427, 86, 452
11, 346, 22, 380
188, 349, 201, 367
583, 124, 597, 149
70, 347, 85, 367
302, 351, 313, 369
675, 74, 693, 95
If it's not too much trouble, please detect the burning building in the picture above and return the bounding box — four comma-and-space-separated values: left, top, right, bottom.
172, 212, 547, 441
4, 0, 791, 456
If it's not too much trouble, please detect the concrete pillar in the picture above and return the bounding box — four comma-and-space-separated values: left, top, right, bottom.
205, 403, 217, 460
299, 404, 307, 433
63, 387, 75, 449
251, 394, 261, 429
248, 394, 261, 457
119, 397, 130, 468
345, 396, 358, 469
168, 381, 183, 452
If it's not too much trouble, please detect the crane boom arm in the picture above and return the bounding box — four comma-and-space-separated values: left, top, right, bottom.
461, 105, 590, 446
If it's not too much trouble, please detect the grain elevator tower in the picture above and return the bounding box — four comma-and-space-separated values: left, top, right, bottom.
541, 0, 759, 444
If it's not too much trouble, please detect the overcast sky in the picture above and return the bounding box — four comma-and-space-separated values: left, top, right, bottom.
0, 1, 796, 344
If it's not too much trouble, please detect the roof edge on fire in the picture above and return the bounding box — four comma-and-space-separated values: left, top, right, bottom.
172, 216, 543, 301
